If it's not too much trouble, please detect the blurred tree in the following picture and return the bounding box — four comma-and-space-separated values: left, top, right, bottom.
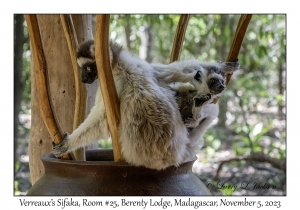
139, 15, 155, 62
14, 14, 25, 170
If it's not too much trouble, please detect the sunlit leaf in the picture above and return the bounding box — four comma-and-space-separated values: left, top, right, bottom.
254, 145, 262, 152
252, 123, 263, 137
220, 188, 233, 196
212, 139, 221, 151
206, 146, 215, 156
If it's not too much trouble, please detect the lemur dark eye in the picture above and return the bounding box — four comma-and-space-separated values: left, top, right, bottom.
86, 66, 91, 71
209, 78, 216, 84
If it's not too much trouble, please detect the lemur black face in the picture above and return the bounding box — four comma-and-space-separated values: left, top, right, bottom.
81, 62, 98, 84
208, 77, 225, 95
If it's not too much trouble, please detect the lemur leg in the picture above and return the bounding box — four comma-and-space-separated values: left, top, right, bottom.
52, 89, 110, 157
188, 103, 219, 149
192, 94, 212, 119
152, 59, 240, 85
184, 94, 211, 129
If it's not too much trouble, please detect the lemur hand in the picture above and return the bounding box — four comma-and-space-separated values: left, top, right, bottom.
193, 94, 211, 107
192, 94, 211, 120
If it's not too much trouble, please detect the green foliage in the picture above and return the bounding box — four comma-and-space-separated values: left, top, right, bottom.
205, 131, 222, 151
207, 180, 235, 196
15, 160, 20, 172
220, 187, 234, 196
233, 123, 271, 155
98, 139, 112, 149
22, 50, 31, 104
22, 20, 31, 104
110, 14, 178, 63
14, 180, 21, 195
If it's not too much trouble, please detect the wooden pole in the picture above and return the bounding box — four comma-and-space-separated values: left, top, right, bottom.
170, 15, 190, 62
60, 14, 87, 160
94, 15, 123, 161
25, 14, 70, 159
213, 14, 252, 104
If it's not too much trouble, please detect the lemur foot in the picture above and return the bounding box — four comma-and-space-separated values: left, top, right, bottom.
52, 132, 70, 157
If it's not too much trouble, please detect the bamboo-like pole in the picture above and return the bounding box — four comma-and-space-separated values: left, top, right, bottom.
60, 14, 87, 161
225, 14, 253, 84
94, 15, 123, 161
25, 15, 70, 159
170, 15, 190, 62
213, 14, 252, 104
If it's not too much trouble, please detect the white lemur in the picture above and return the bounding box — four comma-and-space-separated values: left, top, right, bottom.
154, 63, 238, 152
151, 59, 239, 149
52, 40, 239, 169
53, 40, 191, 170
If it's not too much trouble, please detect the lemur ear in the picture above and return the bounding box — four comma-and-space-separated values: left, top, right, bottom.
89, 44, 95, 58
220, 59, 240, 73
77, 57, 94, 68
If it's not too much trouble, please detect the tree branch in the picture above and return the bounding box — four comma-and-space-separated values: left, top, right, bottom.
214, 152, 286, 180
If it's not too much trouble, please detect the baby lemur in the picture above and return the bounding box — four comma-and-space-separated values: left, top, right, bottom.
52, 40, 239, 169
151, 59, 239, 149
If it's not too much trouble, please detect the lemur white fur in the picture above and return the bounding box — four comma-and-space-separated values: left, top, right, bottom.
52, 40, 239, 169
152, 59, 239, 150
53, 41, 192, 170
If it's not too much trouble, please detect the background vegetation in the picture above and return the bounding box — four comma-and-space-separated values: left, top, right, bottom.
14, 14, 286, 195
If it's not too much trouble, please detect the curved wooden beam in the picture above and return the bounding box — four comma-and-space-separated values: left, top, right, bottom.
213, 14, 252, 104
170, 15, 190, 62
225, 14, 253, 85
60, 14, 87, 130
94, 15, 123, 162
60, 14, 87, 160
25, 15, 70, 159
